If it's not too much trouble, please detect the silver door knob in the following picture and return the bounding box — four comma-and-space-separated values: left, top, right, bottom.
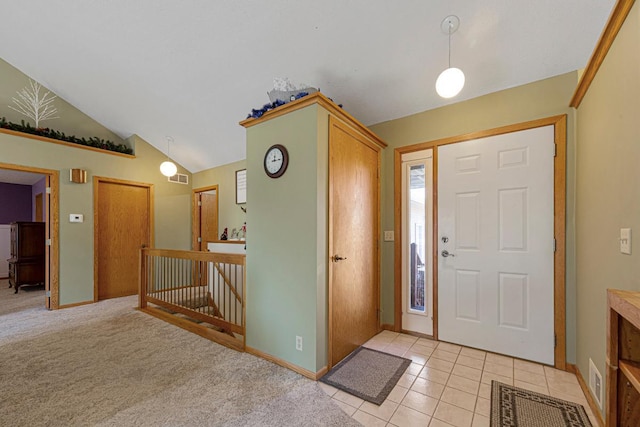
441, 250, 455, 258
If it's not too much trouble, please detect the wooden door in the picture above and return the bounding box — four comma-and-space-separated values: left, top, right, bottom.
192, 186, 218, 251
35, 193, 43, 222
438, 125, 555, 364
329, 116, 381, 368
95, 178, 152, 300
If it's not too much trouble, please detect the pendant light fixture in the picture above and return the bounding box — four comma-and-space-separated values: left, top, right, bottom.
160, 136, 178, 177
436, 15, 465, 99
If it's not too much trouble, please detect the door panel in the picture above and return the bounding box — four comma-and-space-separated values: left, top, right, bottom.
200, 192, 218, 248
438, 125, 555, 364
329, 117, 380, 367
96, 179, 151, 300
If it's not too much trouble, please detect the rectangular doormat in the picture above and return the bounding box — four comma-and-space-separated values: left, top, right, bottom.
320, 346, 411, 405
491, 381, 592, 427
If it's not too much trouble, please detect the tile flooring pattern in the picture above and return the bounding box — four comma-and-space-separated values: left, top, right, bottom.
318, 331, 599, 427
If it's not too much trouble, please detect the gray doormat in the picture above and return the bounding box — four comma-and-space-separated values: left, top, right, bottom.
491, 381, 592, 427
320, 346, 411, 405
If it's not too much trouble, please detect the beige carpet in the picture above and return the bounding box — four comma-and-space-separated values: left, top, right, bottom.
0, 290, 360, 426
0, 278, 46, 316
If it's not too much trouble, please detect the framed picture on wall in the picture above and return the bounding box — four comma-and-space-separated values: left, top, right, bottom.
236, 169, 247, 204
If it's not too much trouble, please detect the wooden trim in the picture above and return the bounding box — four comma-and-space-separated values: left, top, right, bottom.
392, 115, 567, 367
240, 92, 387, 149
245, 346, 324, 380
554, 116, 568, 371
570, 364, 605, 427
0, 162, 59, 309
191, 184, 219, 251
57, 300, 93, 309
93, 176, 154, 302
570, 0, 636, 108
140, 306, 244, 352
0, 127, 135, 159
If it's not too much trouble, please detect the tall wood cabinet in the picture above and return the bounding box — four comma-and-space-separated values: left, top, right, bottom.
607, 289, 640, 427
8, 221, 45, 293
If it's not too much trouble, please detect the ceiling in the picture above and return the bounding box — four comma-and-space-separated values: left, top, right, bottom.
0, 169, 45, 186
0, 1, 615, 173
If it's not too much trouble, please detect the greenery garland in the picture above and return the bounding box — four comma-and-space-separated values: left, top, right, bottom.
0, 117, 133, 154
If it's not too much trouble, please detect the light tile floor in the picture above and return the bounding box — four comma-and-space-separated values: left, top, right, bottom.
319, 331, 599, 427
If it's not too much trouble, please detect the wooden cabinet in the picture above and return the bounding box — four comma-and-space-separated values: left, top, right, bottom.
607, 290, 640, 427
8, 221, 45, 293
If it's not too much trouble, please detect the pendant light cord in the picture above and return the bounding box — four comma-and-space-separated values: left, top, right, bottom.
448, 20, 452, 68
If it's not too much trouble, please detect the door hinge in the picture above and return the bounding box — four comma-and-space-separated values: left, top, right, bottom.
197, 237, 202, 243
45, 290, 51, 298
46, 187, 52, 194
46, 239, 52, 246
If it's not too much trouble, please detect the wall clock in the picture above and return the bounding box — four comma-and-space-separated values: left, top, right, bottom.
264, 144, 289, 178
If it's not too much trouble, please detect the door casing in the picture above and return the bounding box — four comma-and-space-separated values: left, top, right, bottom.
393, 115, 567, 369
192, 185, 219, 251
0, 162, 59, 309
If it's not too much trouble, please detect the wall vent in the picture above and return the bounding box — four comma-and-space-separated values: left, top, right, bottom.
168, 173, 189, 185
589, 358, 603, 408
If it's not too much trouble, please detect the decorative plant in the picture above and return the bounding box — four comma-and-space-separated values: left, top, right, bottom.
9, 79, 58, 128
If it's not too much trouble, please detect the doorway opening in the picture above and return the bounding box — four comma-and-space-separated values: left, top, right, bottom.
192, 185, 219, 251
0, 162, 59, 310
400, 149, 434, 336
393, 115, 567, 368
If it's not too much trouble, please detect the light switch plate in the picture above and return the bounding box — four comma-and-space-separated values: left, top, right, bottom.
620, 228, 632, 255
383, 231, 394, 241
70, 214, 84, 223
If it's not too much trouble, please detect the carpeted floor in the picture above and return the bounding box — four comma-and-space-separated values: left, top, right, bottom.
0, 292, 360, 426
0, 278, 46, 316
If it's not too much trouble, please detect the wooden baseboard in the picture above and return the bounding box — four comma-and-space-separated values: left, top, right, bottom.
245, 346, 327, 380
58, 300, 94, 309
568, 363, 605, 427
380, 323, 396, 331
139, 306, 244, 352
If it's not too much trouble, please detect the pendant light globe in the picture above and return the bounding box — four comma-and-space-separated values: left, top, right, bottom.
436, 67, 465, 98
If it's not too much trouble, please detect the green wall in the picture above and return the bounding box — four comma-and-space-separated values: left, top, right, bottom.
0, 58, 126, 148
245, 105, 329, 373
370, 71, 580, 363
575, 2, 640, 417
192, 159, 247, 241
0, 58, 191, 306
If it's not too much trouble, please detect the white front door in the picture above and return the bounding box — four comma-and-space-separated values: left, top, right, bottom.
401, 150, 433, 335
437, 125, 555, 364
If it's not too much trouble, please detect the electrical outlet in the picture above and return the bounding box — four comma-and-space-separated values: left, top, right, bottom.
295, 336, 303, 351
383, 231, 394, 241
589, 358, 603, 408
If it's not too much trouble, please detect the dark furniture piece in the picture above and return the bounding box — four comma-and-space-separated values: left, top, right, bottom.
8, 221, 45, 293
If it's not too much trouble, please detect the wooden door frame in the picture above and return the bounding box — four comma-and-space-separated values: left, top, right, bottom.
0, 162, 59, 309
93, 176, 154, 302
191, 184, 219, 251
393, 115, 567, 369
328, 116, 383, 369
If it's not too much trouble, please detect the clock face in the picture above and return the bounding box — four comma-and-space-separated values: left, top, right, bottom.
264, 144, 289, 178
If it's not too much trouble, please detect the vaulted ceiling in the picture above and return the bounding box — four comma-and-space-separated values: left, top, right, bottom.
0, 1, 615, 173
